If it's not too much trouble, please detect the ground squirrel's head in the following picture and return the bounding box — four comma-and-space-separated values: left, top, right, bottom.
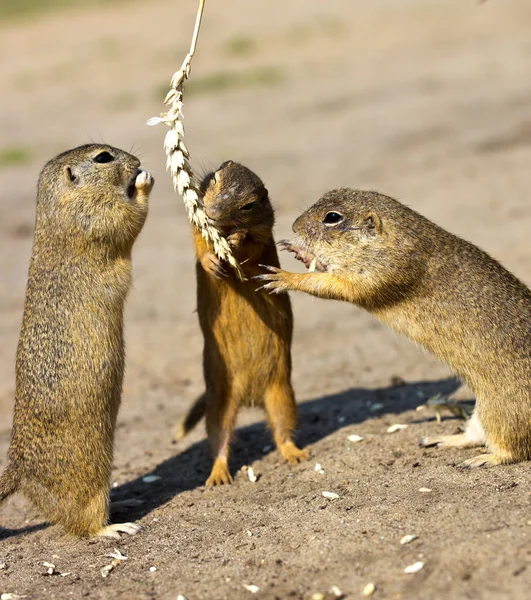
283, 189, 430, 285
36, 144, 153, 250
200, 161, 274, 240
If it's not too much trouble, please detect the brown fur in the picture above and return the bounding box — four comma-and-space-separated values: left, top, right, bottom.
0, 144, 153, 537
256, 188, 531, 468
176, 161, 308, 486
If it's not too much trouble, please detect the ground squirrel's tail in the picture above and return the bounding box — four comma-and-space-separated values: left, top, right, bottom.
0, 463, 19, 506
175, 393, 207, 440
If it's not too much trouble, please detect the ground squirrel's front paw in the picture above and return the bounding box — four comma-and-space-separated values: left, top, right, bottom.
201, 251, 228, 279
278, 441, 310, 465
226, 230, 247, 249
253, 265, 291, 294
135, 170, 155, 193
97, 522, 142, 539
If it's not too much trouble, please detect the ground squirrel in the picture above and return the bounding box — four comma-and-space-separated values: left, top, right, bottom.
176, 161, 308, 486
255, 188, 531, 468
0, 144, 153, 537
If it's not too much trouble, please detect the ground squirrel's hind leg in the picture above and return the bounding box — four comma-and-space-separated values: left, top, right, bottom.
0, 463, 19, 505
50, 487, 141, 538
263, 381, 309, 465
419, 410, 486, 449
205, 392, 239, 487
175, 392, 208, 440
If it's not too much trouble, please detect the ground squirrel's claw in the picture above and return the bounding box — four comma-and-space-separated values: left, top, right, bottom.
255, 282, 284, 294
277, 240, 292, 252
213, 264, 228, 279
202, 252, 228, 279
257, 264, 281, 273
253, 266, 289, 294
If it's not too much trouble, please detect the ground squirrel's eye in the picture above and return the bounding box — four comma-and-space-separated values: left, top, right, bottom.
323, 211, 344, 225
240, 201, 256, 211
93, 151, 115, 164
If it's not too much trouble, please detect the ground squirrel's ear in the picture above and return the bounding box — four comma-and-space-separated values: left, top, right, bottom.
63, 166, 78, 185
362, 212, 383, 234
215, 160, 233, 183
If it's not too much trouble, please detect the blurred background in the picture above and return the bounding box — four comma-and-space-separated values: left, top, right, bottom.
1, 1, 531, 597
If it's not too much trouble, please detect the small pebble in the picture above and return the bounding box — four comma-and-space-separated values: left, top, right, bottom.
400, 534, 418, 545
101, 564, 114, 578
369, 403, 384, 412
243, 584, 260, 593
322, 491, 340, 499
108, 549, 127, 561
363, 582, 376, 596
347, 434, 364, 443
314, 463, 325, 474
404, 561, 424, 574
387, 424, 408, 433
419, 487, 432, 493
142, 475, 161, 483
149, 566, 157, 572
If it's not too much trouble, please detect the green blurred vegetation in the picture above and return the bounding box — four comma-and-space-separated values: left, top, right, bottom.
155, 66, 285, 99
225, 35, 257, 57
0, 0, 129, 22
0, 146, 33, 169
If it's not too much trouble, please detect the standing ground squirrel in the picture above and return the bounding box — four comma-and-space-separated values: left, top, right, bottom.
175, 161, 308, 486
0, 144, 154, 537
256, 188, 531, 468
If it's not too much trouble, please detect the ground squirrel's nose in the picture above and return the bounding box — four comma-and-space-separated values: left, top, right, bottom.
205, 205, 223, 220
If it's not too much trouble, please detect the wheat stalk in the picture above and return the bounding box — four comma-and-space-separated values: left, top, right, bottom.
147, 0, 244, 279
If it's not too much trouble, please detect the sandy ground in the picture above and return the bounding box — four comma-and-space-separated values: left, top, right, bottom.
1, 0, 530, 598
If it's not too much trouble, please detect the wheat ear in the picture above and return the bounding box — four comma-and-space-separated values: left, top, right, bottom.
147, 0, 244, 279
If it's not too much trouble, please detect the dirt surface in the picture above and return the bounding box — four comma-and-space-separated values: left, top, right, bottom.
1, 1, 530, 598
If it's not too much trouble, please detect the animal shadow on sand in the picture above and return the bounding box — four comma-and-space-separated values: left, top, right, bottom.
0, 376, 463, 538
109, 376, 463, 522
